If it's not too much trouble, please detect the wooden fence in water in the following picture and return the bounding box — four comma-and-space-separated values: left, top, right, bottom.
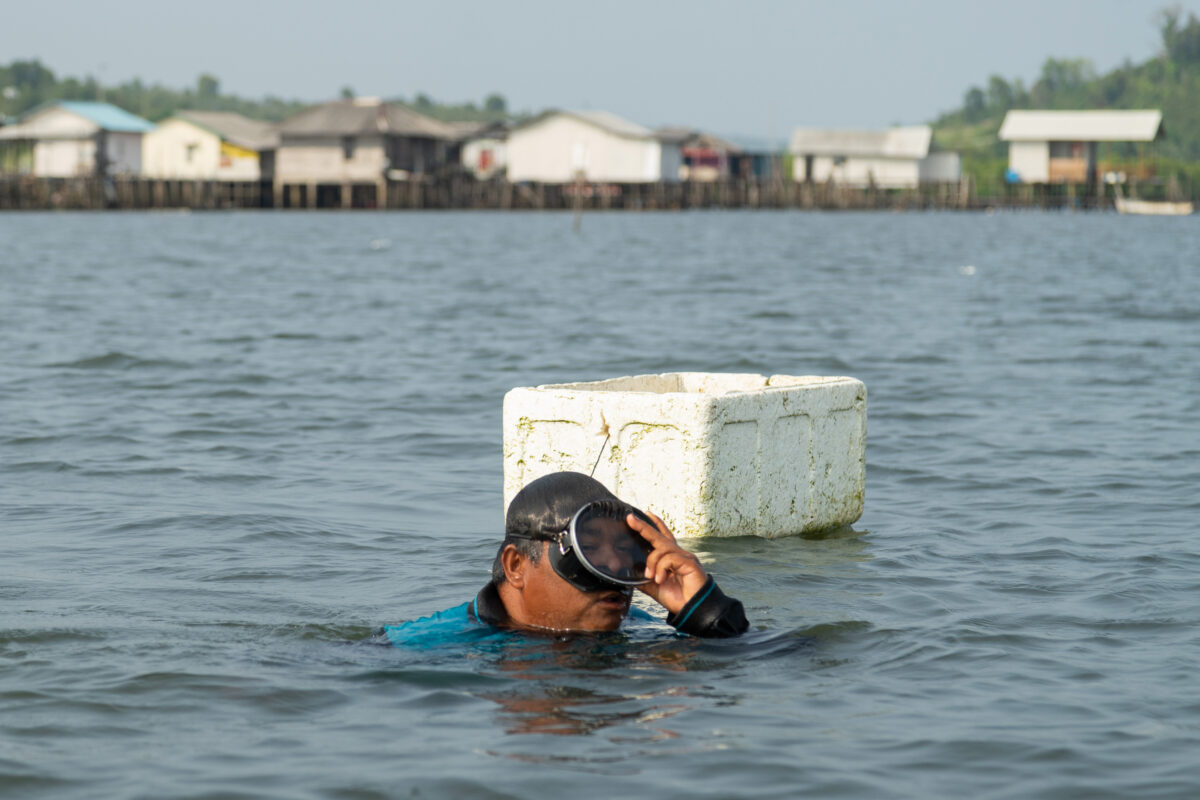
0, 174, 1127, 212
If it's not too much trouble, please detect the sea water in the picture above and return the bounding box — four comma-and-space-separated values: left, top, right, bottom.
2, 210, 1198, 798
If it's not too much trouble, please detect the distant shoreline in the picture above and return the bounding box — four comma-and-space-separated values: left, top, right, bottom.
0, 175, 1124, 212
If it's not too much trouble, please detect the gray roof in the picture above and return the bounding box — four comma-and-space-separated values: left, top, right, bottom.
789, 125, 932, 158
174, 110, 279, 150
685, 131, 744, 153
654, 125, 695, 144
444, 120, 509, 141
998, 110, 1163, 142
654, 127, 746, 152
516, 109, 655, 140
571, 110, 652, 138
279, 99, 456, 139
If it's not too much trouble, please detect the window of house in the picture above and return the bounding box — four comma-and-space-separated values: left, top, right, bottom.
342, 136, 355, 160
186, 143, 198, 163
1049, 141, 1085, 159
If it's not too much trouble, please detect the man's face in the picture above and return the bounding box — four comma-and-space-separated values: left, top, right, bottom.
520, 541, 632, 632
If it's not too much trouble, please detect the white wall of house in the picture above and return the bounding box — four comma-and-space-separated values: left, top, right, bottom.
275, 136, 389, 183
800, 156, 921, 188
29, 132, 142, 177
106, 132, 144, 175
1008, 141, 1049, 183
33, 139, 95, 176
461, 137, 507, 178
918, 152, 962, 183
507, 115, 670, 183
659, 142, 682, 184
144, 120, 262, 180
144, 120, 216, 179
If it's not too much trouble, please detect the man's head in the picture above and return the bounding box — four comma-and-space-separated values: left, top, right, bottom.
493, 471, 636, 632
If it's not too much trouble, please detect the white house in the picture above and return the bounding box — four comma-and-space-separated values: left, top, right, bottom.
998, 109, 1163, 184
506, 110, 681, 183
142, 110, 278, 181
0, 101, 153, 177
789, 125, 959, 188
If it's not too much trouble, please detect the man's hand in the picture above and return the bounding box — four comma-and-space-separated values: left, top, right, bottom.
628, 512, 708, 615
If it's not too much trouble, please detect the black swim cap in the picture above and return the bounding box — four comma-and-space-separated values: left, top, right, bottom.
500, 472, 652, 592
505, 471, 619, 540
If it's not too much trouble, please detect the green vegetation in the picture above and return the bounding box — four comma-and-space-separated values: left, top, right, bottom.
933, 7, 1200, 194
0, 62, 309, 122
0, 59, 517, 125
399, 91, 516, 124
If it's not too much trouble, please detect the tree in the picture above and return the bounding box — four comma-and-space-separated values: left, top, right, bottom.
0, 59, 56, 112
963, 86, 986, 121
484, 92, 507, 113
1036, 57, 1095, 94
1010, 78, 1030, 107
197, 73, 219, 99
986, 75, 1013, 111
1159, 7, 1200, 63
340, 86, 355, 99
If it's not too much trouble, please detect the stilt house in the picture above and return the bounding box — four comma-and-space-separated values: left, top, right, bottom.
506, 110, 682, 184
0, 101, 153, 177
273, 98, 458, 208
142, 110, 278, 181
998, 110, 1164, 184
789, 125, 959, 188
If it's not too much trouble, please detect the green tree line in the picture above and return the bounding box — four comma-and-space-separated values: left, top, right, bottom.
0, 60, 514, 126
933, 7, 1200, 193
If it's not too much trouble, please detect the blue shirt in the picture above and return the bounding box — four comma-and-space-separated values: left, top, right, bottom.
381, 576, 747, 648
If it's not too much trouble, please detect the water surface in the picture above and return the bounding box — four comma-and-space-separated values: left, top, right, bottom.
3, 210, 1199, 798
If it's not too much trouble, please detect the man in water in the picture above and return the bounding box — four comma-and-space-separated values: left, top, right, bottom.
381, 471, 748, 645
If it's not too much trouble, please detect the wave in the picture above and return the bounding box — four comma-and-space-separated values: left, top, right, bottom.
43, 352, 189, 371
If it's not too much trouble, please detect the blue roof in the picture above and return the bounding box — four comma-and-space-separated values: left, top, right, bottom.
56, 101, 154, 133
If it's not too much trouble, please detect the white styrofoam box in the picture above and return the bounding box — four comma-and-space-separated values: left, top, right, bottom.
502, 372, 866, 538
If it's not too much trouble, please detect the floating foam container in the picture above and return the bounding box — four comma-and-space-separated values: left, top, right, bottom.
502, 372, 866, 538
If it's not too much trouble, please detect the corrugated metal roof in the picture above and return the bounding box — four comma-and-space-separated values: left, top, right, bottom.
998, 110, 1163, 142
57, 101, 154, 132
513, 109, 656, 140
279, 100, 456, 139
0, 100, 154, 139
789, 125, 931, 158
0, 101, 154, 134
571, 110, 652, 138
174, 110, 279, 150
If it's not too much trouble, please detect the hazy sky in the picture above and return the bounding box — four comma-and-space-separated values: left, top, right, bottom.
4, 0, 1197, 142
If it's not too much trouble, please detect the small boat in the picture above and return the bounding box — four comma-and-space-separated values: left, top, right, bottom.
1114, 184, 1194, 216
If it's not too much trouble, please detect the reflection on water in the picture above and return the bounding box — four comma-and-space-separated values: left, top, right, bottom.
486, 683, 690, 738
479, 634, 698, 737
